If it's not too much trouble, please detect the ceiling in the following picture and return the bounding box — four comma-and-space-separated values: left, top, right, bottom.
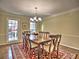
0, 0, 79, 17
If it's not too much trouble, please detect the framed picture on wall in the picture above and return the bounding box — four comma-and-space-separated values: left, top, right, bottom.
22, 23, 27, 30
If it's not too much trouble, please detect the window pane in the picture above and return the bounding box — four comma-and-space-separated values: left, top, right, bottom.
30, 22, 36, 33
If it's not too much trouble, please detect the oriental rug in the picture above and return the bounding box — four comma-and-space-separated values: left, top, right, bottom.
11, 44, 77, 59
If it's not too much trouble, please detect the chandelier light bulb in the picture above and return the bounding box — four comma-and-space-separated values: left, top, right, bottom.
34, 16, 37, 20
38, 17, 42, 21
30, 18, 34, 21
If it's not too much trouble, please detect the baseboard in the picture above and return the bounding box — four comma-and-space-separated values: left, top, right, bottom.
0, 42, 22, 46
0, 43, 9, 46
61, 44, 79, 50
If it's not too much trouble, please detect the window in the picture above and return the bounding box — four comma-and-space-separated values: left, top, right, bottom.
8, 20, 18, 41
30, 22, 36, 40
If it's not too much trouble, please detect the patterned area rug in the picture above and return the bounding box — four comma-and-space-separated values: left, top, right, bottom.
11, 44, 77, 59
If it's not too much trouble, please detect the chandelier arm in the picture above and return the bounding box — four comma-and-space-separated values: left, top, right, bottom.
30, 7, 42, 22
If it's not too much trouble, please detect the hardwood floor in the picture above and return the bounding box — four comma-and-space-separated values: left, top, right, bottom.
0, 44, 79, 59
0, 45, 12, 59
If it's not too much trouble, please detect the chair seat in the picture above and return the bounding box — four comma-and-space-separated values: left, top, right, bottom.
31, 42, 38, 48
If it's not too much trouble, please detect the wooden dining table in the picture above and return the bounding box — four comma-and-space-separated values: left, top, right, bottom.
30, 39, 51, 45
23, 32, 61, 59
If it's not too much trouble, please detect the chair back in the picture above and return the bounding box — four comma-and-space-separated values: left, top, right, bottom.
49, 34, 61, 51
22, 31, 27, 49
39, 31, 50, 40
24, 30, 30, 34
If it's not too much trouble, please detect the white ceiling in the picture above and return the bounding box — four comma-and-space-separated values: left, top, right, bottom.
0, 0, 79, 17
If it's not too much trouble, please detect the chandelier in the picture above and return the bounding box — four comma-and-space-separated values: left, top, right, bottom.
30, 7, 42, 22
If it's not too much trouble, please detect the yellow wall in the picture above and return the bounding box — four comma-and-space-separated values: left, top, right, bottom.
43, 10, 79, 50
0, 10, 29, 45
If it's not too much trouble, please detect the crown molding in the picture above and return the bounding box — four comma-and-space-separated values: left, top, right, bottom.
49, 7, 79, 18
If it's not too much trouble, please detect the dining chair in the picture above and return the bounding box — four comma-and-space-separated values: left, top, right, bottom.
22, 31, 26, 49
39, 31, 50, 40
22, 31, 30, 49
24, 33, 39, 59
49, 34, 62, 59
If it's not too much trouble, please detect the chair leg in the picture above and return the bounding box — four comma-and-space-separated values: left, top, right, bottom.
57, 45, 59, 59
57, 50, 58, 59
